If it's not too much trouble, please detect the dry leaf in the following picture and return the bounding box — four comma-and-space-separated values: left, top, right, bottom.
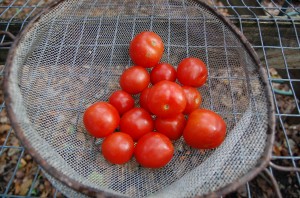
0, 164, 5, 175
20, 158, 27, 168
0, 115, 9, 124
40, 189, 51, 198
0, 124, 11, 134
20, 178, 32, 195
14, 182, 21, 194
8, 148, 19, 156
11, 136, 20, 147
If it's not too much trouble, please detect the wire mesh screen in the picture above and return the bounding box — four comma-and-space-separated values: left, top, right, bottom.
4, 0, 274, 197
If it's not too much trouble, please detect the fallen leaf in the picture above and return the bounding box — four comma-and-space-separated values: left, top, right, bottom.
10, 136, 20, 147
20, 158, 27, 168
40, 191, 50, 198
8, 148, 19, 157
269, 68, 279, 77
14, 182, 21, 194
19, 178, 32, 195
24, 154, 32, 161
44, 180, 51, 189
16, 170, 25, 179
0, 115, 9, 124
0, 124, 11, 134
272, 143, 282, 156
0, 164, 5, 175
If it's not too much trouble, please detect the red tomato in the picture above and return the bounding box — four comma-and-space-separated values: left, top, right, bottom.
101, 132, 134, 164
120, 66, 150, 94
120, 108, 154, 141
139, 87, 152, 113
150, 63, 176, 84
83, 102, 120, 138
147, 80, 186, 118
134, 133, 174, 168
109, 90, 134, 115
183, 109, 226, 149
177, 57, 208, 87
182, 86, 202, 114
129, 31, 164, 68
155, 114, 186, 140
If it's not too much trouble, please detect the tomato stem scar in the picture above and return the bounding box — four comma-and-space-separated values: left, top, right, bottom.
151, 40, 157, 46
163, 104, 170, 110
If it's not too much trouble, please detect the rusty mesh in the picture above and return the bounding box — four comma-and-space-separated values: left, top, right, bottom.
4, 0, 274, 197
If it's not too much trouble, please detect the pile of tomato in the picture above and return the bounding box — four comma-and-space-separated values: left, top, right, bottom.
83, 31, 227, 168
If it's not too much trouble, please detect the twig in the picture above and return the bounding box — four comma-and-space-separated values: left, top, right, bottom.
264, 168, 283, 198
0, 31, 16, 47
0, 31, 16, 40
0, 42, 14, 47
269, 161, 300, 172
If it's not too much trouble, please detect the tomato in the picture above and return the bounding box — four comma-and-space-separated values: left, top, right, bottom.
120, 108, 154, 141
120, 66, 150, 94
147, 80, 186, 118
139, 87, 152, 113
83, 102, 120, 138
134, 133, 174, 168
182, 86, 202, 114
155, 114, 186, 140
129, 31, 164, 68
183, 109, 226, 149
109, 90, 134, 115
101, 132, 134, 164
177, 57, 208, 87
150, 63, 176, 84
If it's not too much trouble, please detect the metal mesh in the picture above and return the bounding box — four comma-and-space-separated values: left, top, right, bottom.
5, 0, 272, 197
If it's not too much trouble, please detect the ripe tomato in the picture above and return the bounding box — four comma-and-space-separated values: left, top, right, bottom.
83, 102, 120, 138
139, 87, 152, 113
183, 109, 226, 149
120, 108, 154, 141
155, 114, 186, 140
109, 90, 134, 115
147, 80, 186, 118
177, 57, 208, 87
120, 66, 150, 94
101, 132, 134, 164
150, 63, 176, 84
134, 133, 174, 168
129, 31, 164, 68
182, 86, 202, 114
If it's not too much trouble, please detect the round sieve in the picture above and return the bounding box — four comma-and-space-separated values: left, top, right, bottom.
4, 0, 275, 197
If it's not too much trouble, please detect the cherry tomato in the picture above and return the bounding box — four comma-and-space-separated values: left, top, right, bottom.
120, 66, 150, 94
109, 90, 134, 115
83, 102, 120, 138
182, 86, 202, 114
129, 31, 164, 68
120, 108, 154, 141
147, 80, 186, 118
177, 57, 208, 87
183, 109, 226, 149
101, 132, 134, 164
150, 63, 176, 84
139, 87, 152, 113
134, 133, 174, 168
155, 114, 186, 140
